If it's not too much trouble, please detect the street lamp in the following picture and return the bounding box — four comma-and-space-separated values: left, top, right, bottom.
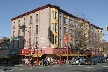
35, 42, 39, 66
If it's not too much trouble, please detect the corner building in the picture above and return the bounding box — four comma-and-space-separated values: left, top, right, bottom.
11, 4, 103, 58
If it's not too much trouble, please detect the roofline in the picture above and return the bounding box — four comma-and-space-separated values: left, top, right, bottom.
11, 4, 103, 30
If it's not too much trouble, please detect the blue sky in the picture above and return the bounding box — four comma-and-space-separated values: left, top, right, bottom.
0, 0, 108, 41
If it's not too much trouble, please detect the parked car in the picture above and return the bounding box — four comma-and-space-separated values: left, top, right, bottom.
105, 57, 108, 61
82, 58, 98, 65
71, 58, 80, 65
92, 56, 105, 63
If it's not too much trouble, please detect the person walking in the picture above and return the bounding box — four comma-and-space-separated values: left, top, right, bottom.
30, 58, 35, 66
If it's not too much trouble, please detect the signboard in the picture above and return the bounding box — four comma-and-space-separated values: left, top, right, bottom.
13, 38, 19, 40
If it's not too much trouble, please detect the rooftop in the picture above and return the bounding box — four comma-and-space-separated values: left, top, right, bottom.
11, 4, 103, 30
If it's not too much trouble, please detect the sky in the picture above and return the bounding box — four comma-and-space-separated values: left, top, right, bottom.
0, 0, 108, 41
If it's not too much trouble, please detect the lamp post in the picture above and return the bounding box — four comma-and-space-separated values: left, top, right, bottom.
35, 42, 39, 66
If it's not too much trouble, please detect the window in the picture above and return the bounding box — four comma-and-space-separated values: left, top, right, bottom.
36, 37, 38, 42
69, 19, 72, 25
36, 14, 38, 22
60, 27, 61, 36
51, 35, 54, 44
36, 25, 38, 34
55, 12, 57, 19
18, 20, 20, 27
55, 36, 57, 44
64, 17, 67, 24
24, 18, 25, 24
13, 31, 15, 37
30, 16, 32, 23
55, 23, 57, 32
13, 26, 15, 29
18, 30, 20, 36
51, 23, 54, 31
64, 27, 67, 33
52, 11, 54, 19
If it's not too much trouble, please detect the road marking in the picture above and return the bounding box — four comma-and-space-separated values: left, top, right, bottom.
15, 67, 18, 68
107, 68, 108, 69
19, 69, 23, 70
86, 67, 93, 68
9, 70, 13, 71
30, 68, 32, 69
102, 66, 108, 67
1, 71, 4, 72
40, 67, 44, 68
53, 66, 59, 67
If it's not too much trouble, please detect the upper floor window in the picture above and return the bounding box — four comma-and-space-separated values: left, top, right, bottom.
64, 27, 67, 34
69, 19, 73, 25
18, 20, 20, 27
55, 23, 57, 32
51, 23, 54, 31
36, 25, 38, 34
24, 18, 25, 24
30, 16, 32, 23
55, 12, 57, 19
55, 36, 57, 44
13, 22, 15, 29
64, 17, 67, 24
52, 11, 54, 19
36, 14, 39, 22
13, 31, 15, 37
36, 37, 38, 43
18, 30, 20, 36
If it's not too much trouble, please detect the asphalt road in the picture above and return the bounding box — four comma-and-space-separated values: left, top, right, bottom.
1, 62, 108, 72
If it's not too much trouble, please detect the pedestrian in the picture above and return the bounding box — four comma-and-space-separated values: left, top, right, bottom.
31, 58, 35, 66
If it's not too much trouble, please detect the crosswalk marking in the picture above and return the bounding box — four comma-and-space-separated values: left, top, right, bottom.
102, 66, 108, 67
40, 67, 44, 68
9, 70, 13, 71
19, 69, 23, 70
86, 67, 93, 68
30, 68, 32, 69
53, 66, 59, 67
15, 67, 18, 68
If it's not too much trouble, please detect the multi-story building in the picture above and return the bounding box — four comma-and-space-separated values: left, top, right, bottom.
11, 4, 103, 57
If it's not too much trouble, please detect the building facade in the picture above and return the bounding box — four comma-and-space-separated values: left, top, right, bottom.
11, 4, 103, 56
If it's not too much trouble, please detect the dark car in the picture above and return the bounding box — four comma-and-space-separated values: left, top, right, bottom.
93, 56, 105, 63
82, 58, 98, 65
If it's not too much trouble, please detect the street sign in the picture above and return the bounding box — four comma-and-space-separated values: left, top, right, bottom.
13, 38, 19, 40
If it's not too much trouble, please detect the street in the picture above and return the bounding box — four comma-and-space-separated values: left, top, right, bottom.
1, 62, 108, 72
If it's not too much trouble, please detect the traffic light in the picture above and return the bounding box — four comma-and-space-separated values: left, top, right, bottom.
106, 26, 108, 31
